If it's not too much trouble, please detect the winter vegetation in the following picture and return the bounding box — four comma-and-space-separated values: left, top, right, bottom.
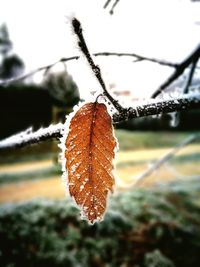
0, 0, 200, 266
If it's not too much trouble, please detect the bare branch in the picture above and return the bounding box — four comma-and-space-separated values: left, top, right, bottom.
0, 52, 179, 87
103, 0, 112, 9
109, 0, 120, 15
151, 44, 200, 98
72, 18, 124, 113
0, 56, 79, 86
103, 0, 121, 14
0, 93, 200, 151
132, 134, 199, 187
94, 52, 179, 68
183, 58, 198, 94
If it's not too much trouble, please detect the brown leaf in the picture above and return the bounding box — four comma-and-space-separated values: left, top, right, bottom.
64, 102, 117, 223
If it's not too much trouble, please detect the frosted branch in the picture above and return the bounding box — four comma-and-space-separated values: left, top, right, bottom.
72, 18, 124, 113
112, 93, 200, 123
0, 123, 63, 150
0, 93, 200, 151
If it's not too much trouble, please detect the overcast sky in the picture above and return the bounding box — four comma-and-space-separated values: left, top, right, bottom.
0, 0, 200, 99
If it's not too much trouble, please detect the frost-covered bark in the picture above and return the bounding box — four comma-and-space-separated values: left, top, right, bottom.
0, 123, 63, 150
0, 93, 200, 151
112, 93, 200, 123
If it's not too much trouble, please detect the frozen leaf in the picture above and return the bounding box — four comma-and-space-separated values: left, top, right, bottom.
64, 102, 117, 223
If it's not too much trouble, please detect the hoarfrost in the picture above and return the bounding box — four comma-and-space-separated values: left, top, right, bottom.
80, 185, 84, 191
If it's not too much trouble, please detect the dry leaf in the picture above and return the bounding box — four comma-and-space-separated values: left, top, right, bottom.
64, 102, 117, 223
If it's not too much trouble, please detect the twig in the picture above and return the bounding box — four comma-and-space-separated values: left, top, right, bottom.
110, 0, 120, 15
103, 0, 121, 14
0, 57, 79, 86
151, 44, 200, 98
94, 52, 179, 68
72, 18, 124, 113
0, 53, 183, 87
132, 134, 198, 187
183, 58, 198, 94
103, 0, 112, 9
0, 93, 200, 151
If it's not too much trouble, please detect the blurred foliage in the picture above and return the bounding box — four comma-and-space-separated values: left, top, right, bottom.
0, 164, 61, 184
115, 130, 199, 150
0, 23, 12, 55
0, 139, 56, 164
144, 250, 175, 267
0, 178, 200, 267
0, 84, 52, 139
42, 70, 80, 108
0, 54, 24, 79
0, 23, 24, 79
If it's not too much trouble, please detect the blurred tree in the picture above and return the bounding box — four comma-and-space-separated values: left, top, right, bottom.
0, 23, 12, 55
0, 23, 24, 79
42, 70, 80, 124
42, 70, 80, 108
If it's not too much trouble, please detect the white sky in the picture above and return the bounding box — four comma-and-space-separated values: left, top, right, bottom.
0, 0, 200, 99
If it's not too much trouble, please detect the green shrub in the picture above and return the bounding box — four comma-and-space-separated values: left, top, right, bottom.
0, 179, 200, 267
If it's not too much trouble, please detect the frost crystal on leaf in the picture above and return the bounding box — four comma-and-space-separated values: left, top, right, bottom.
63, 102, 117, 224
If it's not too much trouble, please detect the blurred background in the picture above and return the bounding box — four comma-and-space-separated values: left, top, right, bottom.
0, 0, 200, 267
